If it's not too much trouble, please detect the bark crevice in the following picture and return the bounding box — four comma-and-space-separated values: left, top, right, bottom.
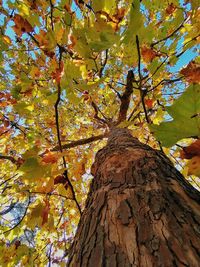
67, 128, 200, 267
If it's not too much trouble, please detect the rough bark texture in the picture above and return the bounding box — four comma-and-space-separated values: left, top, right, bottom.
67, 128, 200, 267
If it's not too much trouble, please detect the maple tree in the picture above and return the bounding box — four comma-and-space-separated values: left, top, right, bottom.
0, 0, 200, 266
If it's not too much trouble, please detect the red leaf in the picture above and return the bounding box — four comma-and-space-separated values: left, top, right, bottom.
145, 99, 154, 108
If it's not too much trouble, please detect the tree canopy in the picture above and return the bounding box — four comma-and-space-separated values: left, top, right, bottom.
0, 0, 199, 265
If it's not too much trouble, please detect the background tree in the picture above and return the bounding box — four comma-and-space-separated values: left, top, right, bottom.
0, 0, 199, 266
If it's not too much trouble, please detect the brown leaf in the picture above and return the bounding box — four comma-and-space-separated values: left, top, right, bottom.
180, 139, 200, 159
13, 14, 33, 36
166, 3, 177, 15
141, 46, 158, 62
180, 61, 200, 83
42, 152, 58, 164
41, 199, 50, 225
54, 174, 66, 185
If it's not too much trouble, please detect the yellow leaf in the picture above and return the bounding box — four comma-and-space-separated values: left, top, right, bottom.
3, 36, 12, 45
187, 156, 200, 176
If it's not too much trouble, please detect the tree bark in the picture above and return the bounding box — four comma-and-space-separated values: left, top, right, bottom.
67, 128, 200, 267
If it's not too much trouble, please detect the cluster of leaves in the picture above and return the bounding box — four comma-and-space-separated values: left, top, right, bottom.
0, 0, 199, 265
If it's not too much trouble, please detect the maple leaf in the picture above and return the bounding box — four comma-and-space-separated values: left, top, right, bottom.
141, 46, 158, 62
180, 139, 200, 159
54, 174, 66, 185
13, 14, 33, 36
165, 3, 177, 15
187, 156, 200, 176
52, 60, 64, 84
42, 152, 58, 164
41, 199, 50, 225
145, 99, 154, 108
180, 61, 200, 83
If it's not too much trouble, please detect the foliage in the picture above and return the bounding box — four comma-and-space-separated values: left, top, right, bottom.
0, 0, 199, 265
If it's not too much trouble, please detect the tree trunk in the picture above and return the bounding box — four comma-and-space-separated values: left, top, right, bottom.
67, 128, 200, 267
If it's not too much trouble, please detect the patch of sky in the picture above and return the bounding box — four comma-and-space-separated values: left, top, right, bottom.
71, 0, 83, 20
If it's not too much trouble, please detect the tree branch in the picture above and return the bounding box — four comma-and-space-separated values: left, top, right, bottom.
91, 101, 108, 124
0, 154, 17, 164
151, 19, 186, 47
51, 133, 107, 152
136, 35, 150, 124
136, 35, 142, 81
3, 194, 31, 234
117, 70, 135, 123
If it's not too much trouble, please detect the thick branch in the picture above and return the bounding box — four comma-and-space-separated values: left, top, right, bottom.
117, 70, 135, 123
51, 133, 107, 152
91, 101, 108, 124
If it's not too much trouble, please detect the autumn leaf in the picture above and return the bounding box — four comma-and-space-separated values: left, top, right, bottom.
180, 139, 200, 159
145, 99, 154, 108
42, 152, 58, 164
13, 14, 33, 36
41, 199, 50, 225
141, 46, 158, 62
52, 60, 64, 84
54, 174, 66, 185
187, 156, 200, 176
165, 3, 177, 15
180, 61, 200, 83
2, 36, 12, 45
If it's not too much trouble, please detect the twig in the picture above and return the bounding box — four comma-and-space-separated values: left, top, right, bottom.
141, 90, 150, 124
91, 101, 108, 124
49, 0, 54, 31
48, 243, 53, 267
149, 77, 183, 92
136, 35, 150, 124
3, 194, 31, 234
0, 174, 18, 187
128, 100, 141, 121
136, 35, 142, 81
151, 20, 186, 47
0, 154, 17, 164
54, 49, 82, 215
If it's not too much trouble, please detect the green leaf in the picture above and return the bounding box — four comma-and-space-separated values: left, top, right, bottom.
123, 0, 143, 43
151, 84, 200, 146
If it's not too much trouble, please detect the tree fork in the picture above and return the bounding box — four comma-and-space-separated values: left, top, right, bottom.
67, 128, 200, 267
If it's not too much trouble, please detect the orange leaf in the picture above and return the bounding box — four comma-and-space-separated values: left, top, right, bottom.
13, 14, 33, 36
41, 199, 50, 225
68, 35, 77, 50
180, 139, 200, 159
141, 46, 158, 62
52, 60, 64, 84
42, 152, 58, 164
180, 61, 200, 83
145, 99, 154, 108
